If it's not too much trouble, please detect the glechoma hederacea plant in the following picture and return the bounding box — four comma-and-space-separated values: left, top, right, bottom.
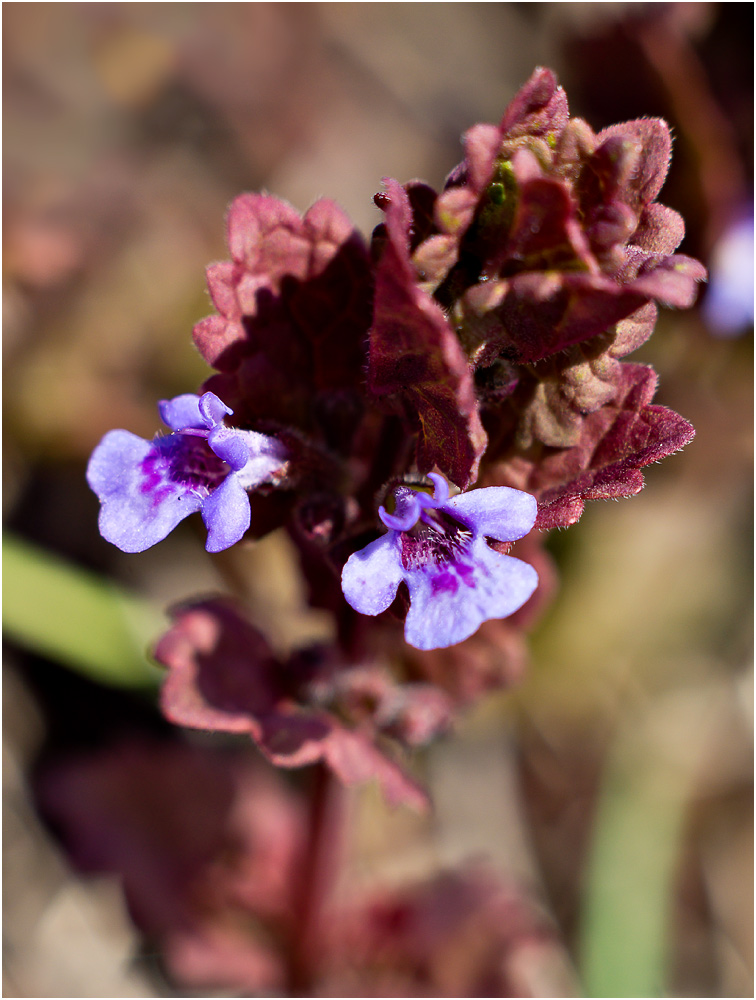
88, 68, 704, 806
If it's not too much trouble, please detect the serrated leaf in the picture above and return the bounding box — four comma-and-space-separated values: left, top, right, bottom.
483, 364, 695, 528
193, 194, 372, 434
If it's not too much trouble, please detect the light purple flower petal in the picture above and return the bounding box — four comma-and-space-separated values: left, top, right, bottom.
208, 425, 251, 471
198, 391, 233, 427
426, 472, 449, 504
201, 473, 251, 553
403, 538, 539, 650
379, 487, 425, 531
235, 431, 289, 489
379, 501, 421, 532
158, 394, 204, 431
445, 487, 538, 542
89, 389, 289, 554
86, 430, 202, 553
702, 208, 754, 337
341, 479, 540, 649
342, 533, 404, 615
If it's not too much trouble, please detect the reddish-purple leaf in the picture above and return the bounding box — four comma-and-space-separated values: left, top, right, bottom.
329, 664, 454, 746
631, 203, 686, 255
483, 363, 695, 528
633, 253, 709, 308
193, 194, 372, 433
610, 301, 659, 357
410, 69, 569, 291
499, 66, 569, 140
156, 598, 429, 809
459, 253, 705, 366
368, 178, 487, 487
457, 122, 503, 192
35, 738, 303, 994
497, 344, 621, 451
475, 271, 654, 364
553, 117, 598, 180
322, 863, 560, 998
315, 724, 428, 810
597, 118, 673, 210
495, 173, 594, 274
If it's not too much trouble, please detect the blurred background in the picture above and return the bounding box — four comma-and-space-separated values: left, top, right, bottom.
3, 3, 752, 996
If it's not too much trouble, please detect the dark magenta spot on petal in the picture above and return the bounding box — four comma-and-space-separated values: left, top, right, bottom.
140, 434, 228, 506
151, 484, 176, 506
456, 562, 476, 588
431, 569, 459, 594
400, 516, 472, 571
139, 452, 165, 495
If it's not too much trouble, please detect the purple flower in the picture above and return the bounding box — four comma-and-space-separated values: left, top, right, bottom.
342, 475, 538, 650
87, 391, 287, 553
702, 205, 754, 337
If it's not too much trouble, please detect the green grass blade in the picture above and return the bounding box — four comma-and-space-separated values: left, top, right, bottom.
579, 702, 697, 998
3, 532, 164, 689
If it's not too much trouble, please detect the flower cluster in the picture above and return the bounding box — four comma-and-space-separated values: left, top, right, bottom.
88, 67, 703, 800
367, 68, 703, 525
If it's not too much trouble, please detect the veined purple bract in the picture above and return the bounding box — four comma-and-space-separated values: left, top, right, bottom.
341, 474, 539, 650
87, 391, 287, 553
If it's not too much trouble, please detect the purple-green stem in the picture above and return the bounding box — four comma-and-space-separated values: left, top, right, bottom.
287, 764, 345, 995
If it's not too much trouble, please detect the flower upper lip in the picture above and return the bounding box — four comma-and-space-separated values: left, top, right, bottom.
378, 473, 452, 533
